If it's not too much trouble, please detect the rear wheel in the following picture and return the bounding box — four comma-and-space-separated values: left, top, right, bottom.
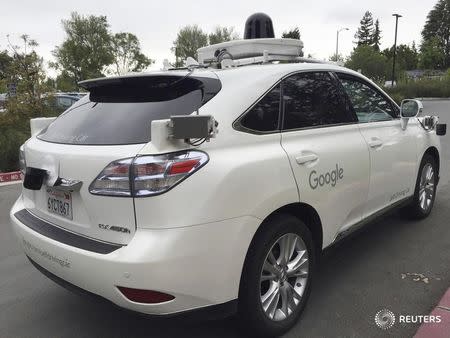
402, 154, 437, 219
238, 214, 315, 337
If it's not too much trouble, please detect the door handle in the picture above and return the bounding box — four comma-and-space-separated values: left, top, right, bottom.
368, 138, 383, 148
295, 153, 319, 165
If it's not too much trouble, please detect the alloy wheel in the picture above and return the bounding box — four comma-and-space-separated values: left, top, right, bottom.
419, 163, 435, 212
259, 233, 309, 321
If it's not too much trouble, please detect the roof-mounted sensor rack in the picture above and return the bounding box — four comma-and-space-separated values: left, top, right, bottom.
194, 13, 327, 69
197, 40, 326, 69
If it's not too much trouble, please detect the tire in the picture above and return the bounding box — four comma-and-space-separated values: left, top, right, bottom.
401, 154, 438, 219
238, 214, 315, 337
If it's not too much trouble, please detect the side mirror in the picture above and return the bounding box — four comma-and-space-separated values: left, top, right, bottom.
400, 99, 423, 118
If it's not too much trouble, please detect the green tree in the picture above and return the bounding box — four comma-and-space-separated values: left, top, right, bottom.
208, 26, 239, 45
345, 45, 388, 83
44, 77, 56, 90
372, 19, 381, 51
111, 32, 153, 75
56, 71, 78, 91
0, 50, 13, 92
355, 11, 374, 46
0, 36, 56, 171
421, 0, 450, 68
282, 27, 301, 40
52, 12, 114, 86
172, 25, 208, 67
419, 37, 446, 69
383, 44, 419, 71
329, 54, 344, 62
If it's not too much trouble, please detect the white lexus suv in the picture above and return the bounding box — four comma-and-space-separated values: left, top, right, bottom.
10, 35, 446, 336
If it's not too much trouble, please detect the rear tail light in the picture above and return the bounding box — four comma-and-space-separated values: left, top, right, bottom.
89, 158, 133, 196
117, 286, 175, 304
89, 150, 208, 197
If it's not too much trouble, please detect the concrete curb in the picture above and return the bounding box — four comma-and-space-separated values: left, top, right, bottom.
414, 288, 450, 337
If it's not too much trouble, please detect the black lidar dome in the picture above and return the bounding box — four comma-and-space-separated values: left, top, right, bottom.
244, 13, 275, 39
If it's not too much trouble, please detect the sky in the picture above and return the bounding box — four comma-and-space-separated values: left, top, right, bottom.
0, 0, 433, 76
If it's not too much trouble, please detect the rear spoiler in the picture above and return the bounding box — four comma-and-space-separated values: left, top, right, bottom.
78, 74, 207, 103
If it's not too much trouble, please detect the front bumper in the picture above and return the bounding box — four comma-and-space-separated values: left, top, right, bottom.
10, 196, 260, 315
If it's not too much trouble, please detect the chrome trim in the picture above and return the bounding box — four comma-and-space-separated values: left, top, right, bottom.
53, 178, 83, 192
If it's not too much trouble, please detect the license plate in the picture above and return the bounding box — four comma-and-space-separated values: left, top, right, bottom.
47, 188, 73, 220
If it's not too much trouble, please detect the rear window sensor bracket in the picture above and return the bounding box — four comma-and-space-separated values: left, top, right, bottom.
168, 115, 218, 143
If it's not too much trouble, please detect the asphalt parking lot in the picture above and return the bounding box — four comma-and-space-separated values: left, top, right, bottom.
1, 100, 449, 338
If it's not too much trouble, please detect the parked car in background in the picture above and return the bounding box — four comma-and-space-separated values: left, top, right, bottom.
49, 94, 81, 112
63, 92, 88, 99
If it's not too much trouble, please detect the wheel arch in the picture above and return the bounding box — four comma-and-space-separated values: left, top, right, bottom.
267, 203, 323, 253
423, 146, 440, 178
238, 202, 323, 305
246, 203, 324, 261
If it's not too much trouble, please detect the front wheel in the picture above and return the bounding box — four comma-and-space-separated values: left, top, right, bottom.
402, 154, 437, 219
238, 214, 315, 337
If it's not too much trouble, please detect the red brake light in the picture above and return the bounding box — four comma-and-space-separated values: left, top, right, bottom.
168, 159, 200, 175
106, 164, 129, 175
134, 163, 166, 176
117, 286, 175, 304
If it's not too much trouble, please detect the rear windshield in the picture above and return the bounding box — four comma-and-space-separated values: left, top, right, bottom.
38, 74, 221, 145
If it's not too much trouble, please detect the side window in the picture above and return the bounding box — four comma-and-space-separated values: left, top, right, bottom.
282, 72, 353, 130
240, 85, 281, 132
58, 97, 74, 108
337, 74, 397, 123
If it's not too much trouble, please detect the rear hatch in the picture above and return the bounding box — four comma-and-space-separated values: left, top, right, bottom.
22, 140, 143, 245
21, 71, 221, 245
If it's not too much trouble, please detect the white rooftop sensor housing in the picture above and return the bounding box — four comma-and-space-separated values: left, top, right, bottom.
197, 13, 304, 66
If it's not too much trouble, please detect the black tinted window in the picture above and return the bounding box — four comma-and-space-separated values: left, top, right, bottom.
240, 85, 281, 132
337, 74, 396, 122
38, 75, 221, 145
282, 72, 353, 130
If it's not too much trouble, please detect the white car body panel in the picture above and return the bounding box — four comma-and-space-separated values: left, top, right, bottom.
358, 120, 418, 217
281, 124, 370, 245
135, 132, 299, 229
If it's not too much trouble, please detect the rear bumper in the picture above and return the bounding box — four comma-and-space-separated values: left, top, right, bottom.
27, 256, 237, 320
10, 196, 260, 315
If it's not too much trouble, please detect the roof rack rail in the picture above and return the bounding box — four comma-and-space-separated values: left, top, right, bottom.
217, 53, 326, 69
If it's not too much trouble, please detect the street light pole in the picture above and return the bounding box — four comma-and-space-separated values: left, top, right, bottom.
336, 28, 349, 61
391, 14, 402, 87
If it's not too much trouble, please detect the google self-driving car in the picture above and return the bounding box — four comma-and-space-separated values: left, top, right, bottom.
10, 13, 446, 337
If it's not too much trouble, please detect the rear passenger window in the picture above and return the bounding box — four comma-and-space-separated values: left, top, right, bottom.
337, 74, 397, 122
282, 72, 353, 130
240, 85, 281, 132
